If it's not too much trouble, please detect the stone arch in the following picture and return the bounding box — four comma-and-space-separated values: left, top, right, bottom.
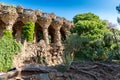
0, 20, 6, 38
12, 21, 24, 42
35, 23, 43, 42
48, 25, 55, 43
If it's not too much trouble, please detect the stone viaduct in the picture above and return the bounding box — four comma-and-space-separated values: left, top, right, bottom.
0, 4, 73, 46
0, 4, 74, 66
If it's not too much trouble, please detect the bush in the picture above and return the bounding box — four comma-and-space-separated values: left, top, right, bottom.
22, 21, 35, 42
0, 30, 21, 71
62, 34, 82, 70
65, 36, 110, 61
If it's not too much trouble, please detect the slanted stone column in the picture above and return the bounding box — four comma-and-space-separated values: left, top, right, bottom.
5, 22, 14, 30
51, 17, 63, 46
37, 13, 52, 45
0, 6, 18, 31
42, 27, 49, 45
0, 22, 5, 38
16, 28, 22, 42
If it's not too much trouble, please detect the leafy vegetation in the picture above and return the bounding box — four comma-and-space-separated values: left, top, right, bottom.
116, 4, 120, 25
22, 21, 35, 42
62, 34, 81, 69
73, 12, 100, 23
0, 30, 21, 71
3, 30, 13, 39
64, 12, 120, 61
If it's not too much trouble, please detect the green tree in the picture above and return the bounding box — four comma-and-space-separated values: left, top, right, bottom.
73, 12, 100, 24
72, 21, 108, 41
70, 13, 113, 61
116, 4, 120, 24
72, 12, 109, 41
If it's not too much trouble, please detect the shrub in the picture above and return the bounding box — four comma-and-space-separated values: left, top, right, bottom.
62, 34, 82, 69
0, 30, 21, 71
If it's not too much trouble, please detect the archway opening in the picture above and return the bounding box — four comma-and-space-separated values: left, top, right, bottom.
60, 27, 67, 41
48, 25, 55, 43
0, 20, 6, 38
35, 23, 43, 42
12, 21, 24, 42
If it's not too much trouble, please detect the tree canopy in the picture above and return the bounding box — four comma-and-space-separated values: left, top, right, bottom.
65, 12, 120, 61
72, 12, 109, 41
73, 12, 100, 24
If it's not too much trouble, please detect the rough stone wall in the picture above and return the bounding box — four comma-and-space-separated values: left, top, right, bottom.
13, 40, 64, 67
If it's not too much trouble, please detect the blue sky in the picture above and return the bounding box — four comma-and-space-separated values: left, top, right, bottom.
0, 0, 120, 25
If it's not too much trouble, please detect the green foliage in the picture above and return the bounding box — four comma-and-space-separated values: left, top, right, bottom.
115, 5, 120, 59
71, 21, 108, 40
62, 34, 82, 68
22, 21, 35, 42
117, 17, 120, 25
0, 30, 21, 71
67, 13, 120, 61
3, 30, 13, 39
111, 29, 120, 60
116, 4, 120, 24
64, 34, 82, 53
103, 32, 114, 47
63, 33, 107, 61
73, 12, 100, 24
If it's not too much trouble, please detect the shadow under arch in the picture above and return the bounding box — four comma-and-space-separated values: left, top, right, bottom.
12, 21, 24, 42
48, 25, 55, 43
0, 20, 6, 38
60, 26, 67, 41
35, 22, 43, 42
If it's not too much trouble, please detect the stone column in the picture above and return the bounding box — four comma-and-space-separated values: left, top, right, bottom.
51, 17, 63, 46
0, 29, 3, 38
53, 26, 62, 46
42, 27, 49, 45
37, 13, 52, 45
0, 23, 5, 38
1, 6, 18, 31
16, 29, 22, 42
5, 22, 14, 30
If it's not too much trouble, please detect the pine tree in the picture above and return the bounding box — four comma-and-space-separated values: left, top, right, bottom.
116, 4, 120, 24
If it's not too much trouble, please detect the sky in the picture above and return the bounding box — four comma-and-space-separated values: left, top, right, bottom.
0, 0, 120, 28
